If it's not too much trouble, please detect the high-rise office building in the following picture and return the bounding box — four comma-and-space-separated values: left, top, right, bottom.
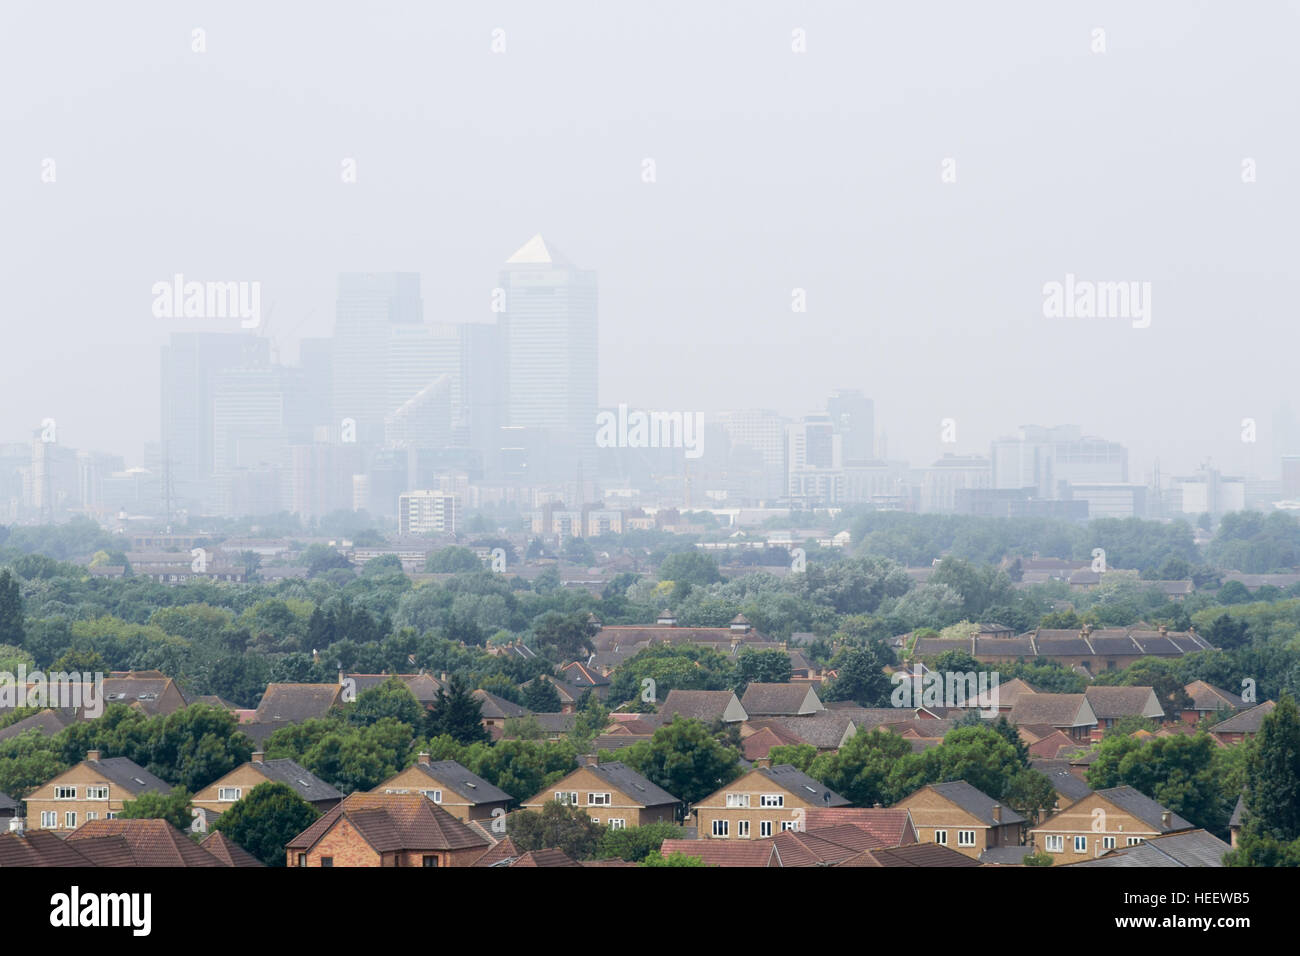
827, 389, 875, 462
332, 273, 423, 447
500, 236, 597, 483
160, 332, 269, 511
991, 424, 1127, 497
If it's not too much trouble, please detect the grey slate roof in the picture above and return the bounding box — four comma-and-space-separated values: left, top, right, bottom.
1210, 700, 1276, 734
1070, 829, 1231, 867
1084, 686, 1162, 720
759, 764, 850, 807
587, 761, 679, 807
410, 760, 512, 805
659, 690, 743, 723
252, 758, 343, 804
1229, 794, 1246, 828
927, 780, 1025, 826
1096, 786, 1194, 833
90, 756, 172, 797
0, 791, 17, 812
472, 690, 527, 720
0, 708, 76, 742
1030, 759, 1094, 803
741, 683, 821, 716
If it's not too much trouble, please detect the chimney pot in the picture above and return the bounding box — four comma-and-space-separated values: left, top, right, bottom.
251, 751, 264, 764
417, 752, 431, 766
86, 749, 101, 763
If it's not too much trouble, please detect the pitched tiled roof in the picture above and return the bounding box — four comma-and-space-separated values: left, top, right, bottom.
801, 807, 917, 846
740, 683, 822, 716
1184, 681, 1245, 712
407, 760, 512, 805
758, 764, 849, 807
87, 756, 172, 797
0, 829, 100, 866
472, 690, 527, 720
64, 835, 138, 867
1210, 700, 1276, 734
509, 848, 581, 867
1084, 686, 1163, 719
585, 761, 679, 807
1008, 693, 1095, 728
835, 843, 982, 867
67, 819, 225, 866
926, 781, 1025, 826
660, 690, 744, 723
1229, 794, 1245, 828
252, 758, 343, 804
286, 792, 492, 853
1068, 829, 1231, 867
1095, 786, 1193, 833
0, 791, 17, 812
742, 726, 804, 761
473, 835, 523, 867
768, 712, 855, 749
0, 708, 76, 742
254, 683, 342, 723
659, 839, 773, 867
200, 830, 265, 867
1030, 759, 1094, 803
770, 829, 861, 866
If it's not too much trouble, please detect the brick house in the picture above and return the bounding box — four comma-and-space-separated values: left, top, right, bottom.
1181, 681, 1245, 725
692, 764, 849, 841
740, 683, 825, 717
374, 754, 513, 823
521, 761, 680, 828
285, 792, 491, 867
1029, 785, 1194, 864
894, 781, 1026, 859
1083, 686, 1164, 734
659, 689, 748, 724
1007, 693, 1098, 741
1209, 700, 1276, 744
191, 751, 342, 818
24, 750, 171, 832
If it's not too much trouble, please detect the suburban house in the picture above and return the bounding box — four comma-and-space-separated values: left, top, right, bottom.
191, 752, 342, 818
99, 671, 190, 717
692, 764, 849, 840
0, 791, 18, 823
25, 750, 170, 831
895, 781, 1026, 859
66, 818, 225, 867
0, 708, 76, 742
559, 661, 611, 700
741, 683, 825, 717
374, 754, 513, 823
659, 689, 748, 724
1181, 681, 1245, 724
341, 672, 443, 709
472, 690, 528, 732
1030, 758, 1095, 813
521, 761, 679, 828
1083, 686, 1165, 732
1066, 829, 1232, 867
1029, 785, 1194, 864
244, 683, 346, 745
1209, 700, 1276, 744
285, 791, 492, 867
1007, 693, 1098, 741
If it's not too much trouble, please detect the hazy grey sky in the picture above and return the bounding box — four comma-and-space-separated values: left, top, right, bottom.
2, 1, 1296, 480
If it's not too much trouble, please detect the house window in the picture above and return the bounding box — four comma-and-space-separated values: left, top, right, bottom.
422, 855, 439, 867
737, 820, 750, 838
590, 817, 601, 825
86, 786, 108, 800
86, 812, 98, 821
65, 812, 76, 829
711, 819, 729, 838
934, 829, 948, 845
760, 821, 772, 838
725, 793, 750, 808
1127, 837, 1144, 846
218, 787, 242, 802
1074, 836, 1088, 852
609, 819, 626, 830
554, 791, 578, 805
54, 786, 76, 800
781, 820, 799, 832
320, 857, 334, 867
588, 792, 611, 806
759, 794, 784, 808
958, 830, 976, 847
297, 853, 307, 867
1045, 835, 1064, 852
106, 812, 117, 820
1102, 836, 1116, 849
425, 790, 442, 803
40, 811, 56, 828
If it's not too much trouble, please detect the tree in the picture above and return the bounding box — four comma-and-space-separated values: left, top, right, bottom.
821, 642, 894, 706
425, 547, 483, 573
641, 850, 707, 867
597, 821, 687, 861
0, 569, 24, 647
613, 717, 742, 808
507, 801, 603, 860
426, 675, 488, 744
531, 611, 599, 660
1241, 694, 1300, 842
657, 551, 722, 587
808, 727, 913, 807
347, 678, 424, 729
522, 677, 563, 713
119, 787, 194, 832
299, 544, 352, 577
734, 648, 793, 690
212, 781, 321, 867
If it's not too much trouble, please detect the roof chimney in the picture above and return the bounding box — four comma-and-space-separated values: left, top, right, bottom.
86, 749, 101, 763
338, 669, 345, 685
991, 804, 1002, 824
1160, 810, 1171, 829
417, 752, 431, 766
1158, 625, 1168, 637
251, 751, 264, 764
